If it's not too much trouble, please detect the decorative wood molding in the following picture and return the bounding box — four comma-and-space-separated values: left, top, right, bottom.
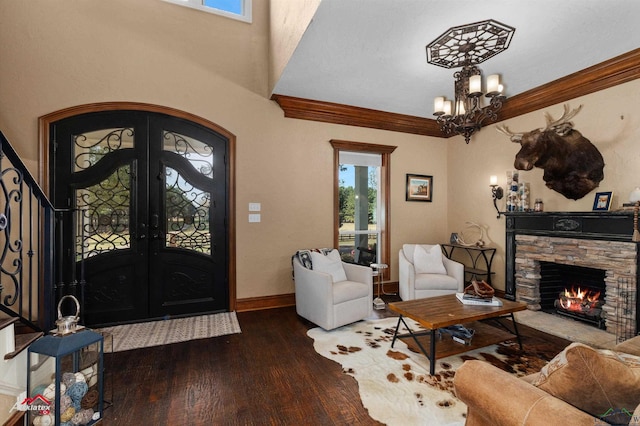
499, 48, 640, 121
272, 48, 640, 137
329, 139, 398, 154
236, 294, 296, 312
271, 94, 442, 136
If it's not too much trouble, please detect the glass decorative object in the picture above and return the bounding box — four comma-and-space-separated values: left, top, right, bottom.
534, 198, 544, 212
518, 182, 530, 211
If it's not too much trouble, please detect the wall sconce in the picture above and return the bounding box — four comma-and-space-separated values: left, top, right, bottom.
490, 175, 503, 219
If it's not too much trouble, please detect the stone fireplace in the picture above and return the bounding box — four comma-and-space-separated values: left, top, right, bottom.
505, 212, 638, 340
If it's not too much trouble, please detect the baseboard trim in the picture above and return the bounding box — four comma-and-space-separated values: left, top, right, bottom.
236, 281, 401, 312
376, 281, 399, 295
236, 294, 296, 312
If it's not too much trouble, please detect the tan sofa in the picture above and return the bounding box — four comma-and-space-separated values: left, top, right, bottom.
455, 335, 640, 426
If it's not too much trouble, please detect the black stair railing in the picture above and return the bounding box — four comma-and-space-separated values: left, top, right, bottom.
0, 131, 56, 332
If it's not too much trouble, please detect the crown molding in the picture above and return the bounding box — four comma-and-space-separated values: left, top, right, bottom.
270, 94, 442, 136
498, 47, 640, 121
271, 48, 640, 137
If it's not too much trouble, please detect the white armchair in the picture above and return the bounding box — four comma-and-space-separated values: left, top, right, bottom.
398, 244, 464, 300
293, 249, 373, 330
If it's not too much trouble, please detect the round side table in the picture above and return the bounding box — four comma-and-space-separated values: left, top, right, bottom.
370, 263, 388, 310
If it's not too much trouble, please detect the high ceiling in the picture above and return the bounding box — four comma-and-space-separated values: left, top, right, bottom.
272, 0, 640, 121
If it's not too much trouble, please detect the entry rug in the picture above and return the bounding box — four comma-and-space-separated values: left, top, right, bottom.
96, 312, 241, 352
308, 317, 552, 426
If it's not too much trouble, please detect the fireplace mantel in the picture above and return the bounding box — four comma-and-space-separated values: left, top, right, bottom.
505, 211, 638, 298
505, 211, 636, 242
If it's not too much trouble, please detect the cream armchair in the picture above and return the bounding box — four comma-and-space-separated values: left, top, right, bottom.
398, 243, 464, 300
293, 249, 373, 330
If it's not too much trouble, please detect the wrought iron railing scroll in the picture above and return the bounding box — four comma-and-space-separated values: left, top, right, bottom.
0, 131, 55, 332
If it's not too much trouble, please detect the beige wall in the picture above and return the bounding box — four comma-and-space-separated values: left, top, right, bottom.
2, 0, 638, 300
447, 79, 640, 291
0, 0, 451, 300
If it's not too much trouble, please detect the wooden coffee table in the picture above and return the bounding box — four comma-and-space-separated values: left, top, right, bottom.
388, 294, 527, 375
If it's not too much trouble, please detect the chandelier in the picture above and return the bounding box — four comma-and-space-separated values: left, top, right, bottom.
427, 20, 515, 144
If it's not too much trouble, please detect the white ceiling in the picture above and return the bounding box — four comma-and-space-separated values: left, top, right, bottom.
272, 0, 640, 119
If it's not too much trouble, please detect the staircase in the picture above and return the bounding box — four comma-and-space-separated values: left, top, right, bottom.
0, 317, 42, 425
0, 131, 57, 425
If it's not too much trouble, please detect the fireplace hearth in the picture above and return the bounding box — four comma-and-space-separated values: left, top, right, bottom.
505, 211, 638, 341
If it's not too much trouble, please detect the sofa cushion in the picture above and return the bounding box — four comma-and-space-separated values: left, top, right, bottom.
532, 342, 640, 421
332, 280, 369, 304
310, 249, 348, 283
614, 335, 640, 357
293, 248, 332, 270
414, 273, 458, 290
413, 244, 447, 275
401, 244, 432, 264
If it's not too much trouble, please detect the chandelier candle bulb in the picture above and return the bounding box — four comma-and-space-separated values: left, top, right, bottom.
469, 75, 482, 95
434, 96, 445, 114
456, 100, 466, 115
487, 74, 500, 95
443, 100, 452, 116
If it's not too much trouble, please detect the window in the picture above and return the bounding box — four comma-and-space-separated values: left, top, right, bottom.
330, 140, 396, 278
164, 0, 252, 23
337, 152, 381, 265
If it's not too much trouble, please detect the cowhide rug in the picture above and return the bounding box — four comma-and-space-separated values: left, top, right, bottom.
308, 316, 558, 426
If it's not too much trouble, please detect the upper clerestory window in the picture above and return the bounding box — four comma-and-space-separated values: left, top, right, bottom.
165, 0, 252, 23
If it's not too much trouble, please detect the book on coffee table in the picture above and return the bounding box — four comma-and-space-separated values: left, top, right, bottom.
456, 292, 503, 306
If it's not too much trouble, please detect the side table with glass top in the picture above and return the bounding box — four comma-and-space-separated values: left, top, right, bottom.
370, 263, 388, 310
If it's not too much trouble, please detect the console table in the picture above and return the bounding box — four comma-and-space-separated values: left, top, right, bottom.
441, 244, 496, 285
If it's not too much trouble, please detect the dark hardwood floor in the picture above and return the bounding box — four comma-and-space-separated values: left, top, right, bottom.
102, 295, 570, 425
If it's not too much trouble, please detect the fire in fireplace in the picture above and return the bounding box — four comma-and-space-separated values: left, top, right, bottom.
540, 262, 606, 329
555, 286, 604, 326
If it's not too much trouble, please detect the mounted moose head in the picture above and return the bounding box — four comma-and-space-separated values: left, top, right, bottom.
497, 104, 604, 200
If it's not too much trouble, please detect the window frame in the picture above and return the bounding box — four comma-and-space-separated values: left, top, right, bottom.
164, 0, 252, 23
330, 139, 396, 281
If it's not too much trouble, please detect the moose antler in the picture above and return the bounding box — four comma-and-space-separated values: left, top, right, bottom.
496, 124, 523, 143
544, 104, 583, 135
496, 104, 584, 141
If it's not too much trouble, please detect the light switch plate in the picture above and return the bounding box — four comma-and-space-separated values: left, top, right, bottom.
249, 213, 261, 223
249, 202, 261, 212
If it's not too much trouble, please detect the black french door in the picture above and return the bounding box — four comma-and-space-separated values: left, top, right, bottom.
51, 111, 229, 326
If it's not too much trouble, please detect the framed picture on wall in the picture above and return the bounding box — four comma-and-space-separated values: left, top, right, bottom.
406, 174, 433, 202
592, 191, 613, 211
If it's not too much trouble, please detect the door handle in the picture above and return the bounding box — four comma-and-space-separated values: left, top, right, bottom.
151, 214, 159, 229
139, 222, 147, 240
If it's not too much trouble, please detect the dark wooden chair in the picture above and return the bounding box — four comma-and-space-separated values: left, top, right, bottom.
355, 245, 376, 266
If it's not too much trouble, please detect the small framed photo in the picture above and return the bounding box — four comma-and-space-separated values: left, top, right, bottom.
406, 174, 433, 202
592, 191, 613, 211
